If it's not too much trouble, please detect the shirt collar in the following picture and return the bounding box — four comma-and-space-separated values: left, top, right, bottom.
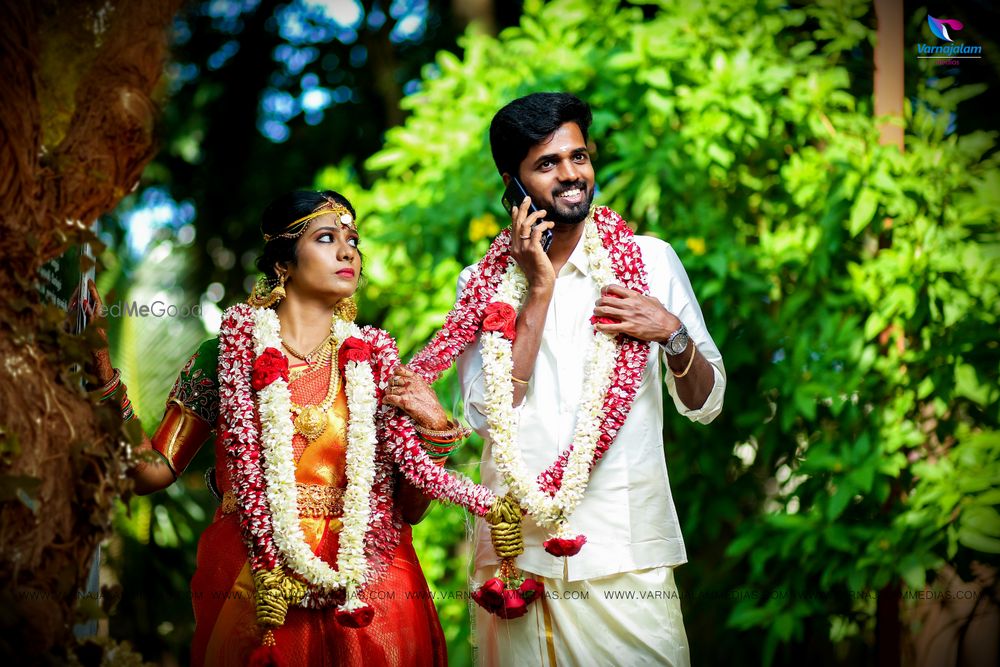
559, 210, 595, 278
562, 235, 590, 277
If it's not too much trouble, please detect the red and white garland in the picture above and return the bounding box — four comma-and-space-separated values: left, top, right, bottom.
217, 304, 497, 626
253, 308, 375, 610
409, 207, 653, 552
480, 214, 619, 539
218, 306, 280, 573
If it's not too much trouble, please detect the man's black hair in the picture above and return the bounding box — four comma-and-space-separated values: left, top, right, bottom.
489, 92, 592, 177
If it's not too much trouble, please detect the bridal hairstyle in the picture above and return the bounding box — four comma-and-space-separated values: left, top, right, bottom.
256, 189, 360, 280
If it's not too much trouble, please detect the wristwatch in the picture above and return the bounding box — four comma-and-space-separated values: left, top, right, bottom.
664, 323, 690, 356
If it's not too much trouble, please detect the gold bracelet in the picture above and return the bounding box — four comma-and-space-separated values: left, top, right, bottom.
413, 418, 472, 444
671, 345, 697, 379
511, 375, 529, 385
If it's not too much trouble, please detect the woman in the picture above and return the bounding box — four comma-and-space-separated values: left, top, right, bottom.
86, 190, 495, 666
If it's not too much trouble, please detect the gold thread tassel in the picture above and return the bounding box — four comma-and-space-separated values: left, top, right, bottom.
486, 493, 525, 561
253, 566, 308, 629
250, 567, 308, 664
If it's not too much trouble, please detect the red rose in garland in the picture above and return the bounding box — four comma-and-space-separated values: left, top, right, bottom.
335, 605, 375, 628
590, 289, 623, 326
497, 589, 528, 619
590, 314, 618, 326
472, 573, 546, 619
482, 302, 518, 341
338, 337, 373, 371
471, 577, 506, 614
543, 534, 587, 557
251, 347, 289, 391
517, 577, 544, 603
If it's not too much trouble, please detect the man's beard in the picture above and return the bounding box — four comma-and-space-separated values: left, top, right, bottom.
543, 181, 594, 225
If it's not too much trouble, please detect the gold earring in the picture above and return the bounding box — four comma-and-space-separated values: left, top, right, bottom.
247, 273, 287, 308
332, 296, 357, 322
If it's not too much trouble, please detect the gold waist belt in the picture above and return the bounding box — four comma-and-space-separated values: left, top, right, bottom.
221, 484, 345, 518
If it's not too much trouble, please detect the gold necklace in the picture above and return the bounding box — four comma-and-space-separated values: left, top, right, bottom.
290, 340, 341, 442
288, 342, 333, 382
282, 331, 334, 364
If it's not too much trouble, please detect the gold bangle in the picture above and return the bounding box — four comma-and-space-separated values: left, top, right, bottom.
671, 345, 697, 379
413, 418, 471, 443
511, 375, 529, 385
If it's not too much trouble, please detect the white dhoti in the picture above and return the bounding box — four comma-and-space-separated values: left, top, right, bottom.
473, 566, 690, 667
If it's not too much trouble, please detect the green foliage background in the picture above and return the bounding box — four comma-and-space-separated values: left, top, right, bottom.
101, 0, 999, 665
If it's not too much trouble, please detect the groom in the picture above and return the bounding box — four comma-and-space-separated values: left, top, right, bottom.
456, 92, 726, 665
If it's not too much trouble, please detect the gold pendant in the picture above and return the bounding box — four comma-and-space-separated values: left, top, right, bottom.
294, 405, 328, 441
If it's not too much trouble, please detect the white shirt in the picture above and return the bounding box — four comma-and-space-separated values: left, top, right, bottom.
457, 232, 726, 581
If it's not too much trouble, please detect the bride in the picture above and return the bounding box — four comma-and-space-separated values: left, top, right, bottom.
84, 190, 493, 666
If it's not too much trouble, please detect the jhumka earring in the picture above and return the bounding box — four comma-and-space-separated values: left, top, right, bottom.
332, 296, 357, 322
246, 273, 287, 308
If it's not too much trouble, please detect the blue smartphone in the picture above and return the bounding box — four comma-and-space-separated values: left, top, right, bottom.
501, 177, 553, 252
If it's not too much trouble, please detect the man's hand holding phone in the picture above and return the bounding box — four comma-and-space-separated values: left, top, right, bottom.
502, 177, 553, 253
508, 195, 556, 291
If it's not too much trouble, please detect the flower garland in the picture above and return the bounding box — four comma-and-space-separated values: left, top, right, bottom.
252, 308, 375, 611
366, 328, 545, 620
217, 303, 503, 626
478, 213, 621, 539
408, 207, 652, 544
365, 327, 496, 517
402, 206, 652, 615
218, 306, 280, 573
535, 208, 652, 494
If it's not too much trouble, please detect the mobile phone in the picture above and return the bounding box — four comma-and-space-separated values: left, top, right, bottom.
501, 177, 553, 252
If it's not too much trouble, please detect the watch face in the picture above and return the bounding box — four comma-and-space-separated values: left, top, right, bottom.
668, 329, 689, 355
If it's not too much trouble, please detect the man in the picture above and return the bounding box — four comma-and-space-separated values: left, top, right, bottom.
456, 92, 726, 666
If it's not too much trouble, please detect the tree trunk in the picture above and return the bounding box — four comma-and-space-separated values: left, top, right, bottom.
873, 1, 904, 666
874, 0, 904, 149
452, 0, 496, 35
362, 6, 405, 128
0, 0, 182, 660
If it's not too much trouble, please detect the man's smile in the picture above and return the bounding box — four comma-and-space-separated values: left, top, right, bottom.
556, 187, 584, 203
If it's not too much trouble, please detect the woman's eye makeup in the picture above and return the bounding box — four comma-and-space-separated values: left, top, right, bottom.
315, 231, 359, 247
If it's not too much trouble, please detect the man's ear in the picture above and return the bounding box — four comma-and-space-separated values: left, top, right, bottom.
501, 173, 511, 186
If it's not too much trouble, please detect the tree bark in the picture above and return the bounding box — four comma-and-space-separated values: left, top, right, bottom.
874, 0, 904, 150
452, 0, 496, 35
873, 2, 904, 666
0, 0, 182, 660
